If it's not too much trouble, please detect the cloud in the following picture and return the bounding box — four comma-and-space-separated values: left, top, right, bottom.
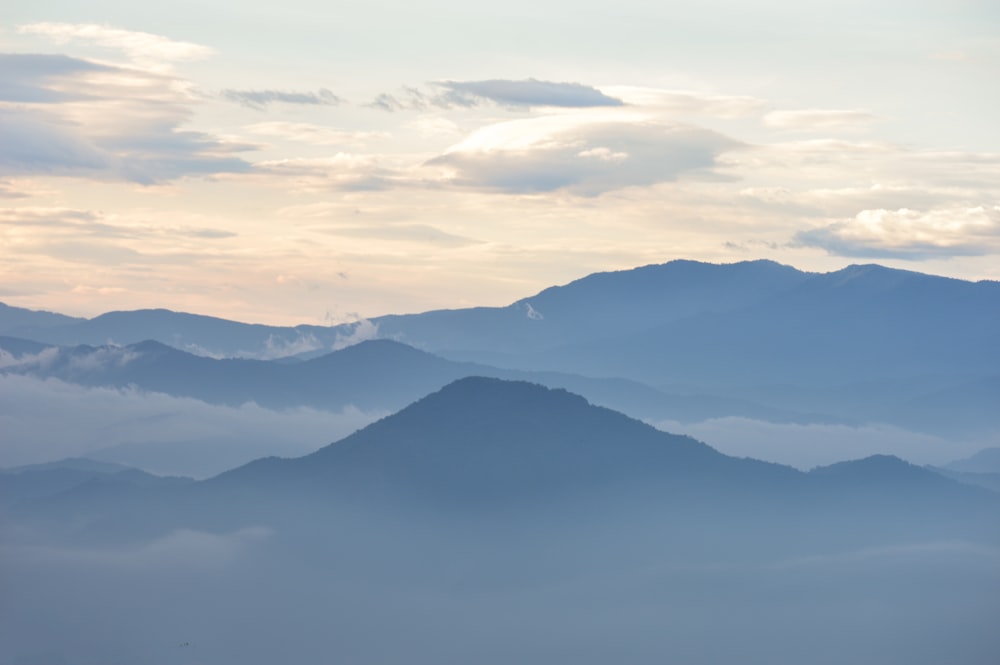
18, 23, 214, 66
259, 332, 324, 359
763, 109, 881, 131
407, 115, 462, 137
0, 54, 252, 183
332, 318, 379, 350
367, 89, 427, 112
0, 53, 113, 103
0, 374, 380, 476
245, 122, 386, 145
0, 207, 237, 266
794, 206, 1000, 259
737, 183, 978, 218
0, 108, 110, 176
428, 112, 741, 195
221, 88, 343, 110
255, 154, 405, 192
370, 79, 622, 111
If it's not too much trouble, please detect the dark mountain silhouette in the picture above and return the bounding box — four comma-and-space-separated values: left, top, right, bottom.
15, 378, 996, 556
527, 263, 1000, 386
0, 302, 83, 336
369, 259, 811, 360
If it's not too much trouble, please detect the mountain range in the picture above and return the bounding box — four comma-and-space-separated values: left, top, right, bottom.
3, 259, 997, 454
11, 377, 997, 550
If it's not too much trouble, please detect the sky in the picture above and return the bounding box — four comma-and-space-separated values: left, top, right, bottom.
1, 1, 998, 325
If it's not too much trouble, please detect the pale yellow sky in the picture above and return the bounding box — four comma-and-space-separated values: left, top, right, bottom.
2, 3, 998, 324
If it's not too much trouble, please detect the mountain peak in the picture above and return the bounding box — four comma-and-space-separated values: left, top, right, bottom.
219, 377, 722, 506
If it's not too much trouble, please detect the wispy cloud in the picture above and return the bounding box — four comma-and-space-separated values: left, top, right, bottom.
245, 122, 386, 145
0, 54, 252, 183
603, 86, 765, 118
0, 374, 379, 476
763, 109, 881, 131
221, 88, 343, 110
320, 223, 477, 246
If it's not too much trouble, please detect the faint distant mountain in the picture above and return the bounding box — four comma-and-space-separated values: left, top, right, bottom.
0, 337, 815, 425
0, 457, 192, 509
0, 306, 350, 359
928, 466, 1000, 494
944, 447, 1000, 474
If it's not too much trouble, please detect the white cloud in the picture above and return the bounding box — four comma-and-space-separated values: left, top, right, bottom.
603, 86, 766, 118
332, 318, 379, 350
407, 115, 462, 137
18, 23, 214, 66
254, 154, 403, 192
796, 205, 1000, 258
0, 54, 252, 183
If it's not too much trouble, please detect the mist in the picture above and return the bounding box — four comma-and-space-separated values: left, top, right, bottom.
2, 521, 997, 665
0, 374, 380, 477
